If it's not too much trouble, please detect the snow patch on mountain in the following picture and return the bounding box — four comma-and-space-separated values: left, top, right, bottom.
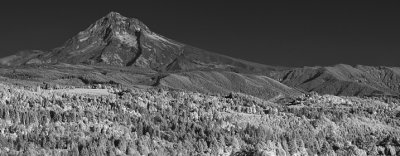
70, 42, 98, 55
115, 31, 137, 47
26, 58, 43, 64
79, 36, 89, 42
101, 53, 124, 66
144, 32, 183, 48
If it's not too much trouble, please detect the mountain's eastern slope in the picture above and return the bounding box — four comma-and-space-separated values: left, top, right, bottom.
159, 70, 301, 99
270, 64, 400, 97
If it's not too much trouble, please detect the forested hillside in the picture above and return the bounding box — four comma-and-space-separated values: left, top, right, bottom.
1, 83, 400, 155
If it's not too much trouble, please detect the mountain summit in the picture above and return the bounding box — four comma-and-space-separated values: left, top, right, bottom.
0, 12, 184, 69
0, 12, 277, 73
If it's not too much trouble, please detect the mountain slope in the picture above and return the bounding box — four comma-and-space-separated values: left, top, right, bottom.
159, 70, 302, 99
271, 64, 400, 97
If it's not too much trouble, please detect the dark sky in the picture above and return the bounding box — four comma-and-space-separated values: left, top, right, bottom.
0, 1, 399, 67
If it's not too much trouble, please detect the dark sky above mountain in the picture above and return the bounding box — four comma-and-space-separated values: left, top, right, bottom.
0, 1, 399, 67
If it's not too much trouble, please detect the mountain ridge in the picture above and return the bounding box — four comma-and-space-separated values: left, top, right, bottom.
270, 64, 400, 97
